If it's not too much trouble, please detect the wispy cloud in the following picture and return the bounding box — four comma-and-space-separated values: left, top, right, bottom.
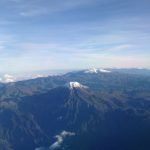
11, 0, 93, 17
107, 44, 133, 52
0, 0, 150, 72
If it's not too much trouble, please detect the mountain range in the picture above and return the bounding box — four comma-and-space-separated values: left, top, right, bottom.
0, 68, 150, 150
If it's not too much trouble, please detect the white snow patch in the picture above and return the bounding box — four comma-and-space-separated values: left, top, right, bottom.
99, 69, 111, 73
31, 74, 47, 79
68, 82, 87, 89
84, 68, 98, 73
85, 68, 111, 74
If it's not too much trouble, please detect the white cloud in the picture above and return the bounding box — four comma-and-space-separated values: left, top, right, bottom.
20, 8, 48, 17
49, 130, 75, 150
3, 74, 16, 83
107, 44, 133, 52
0, 1, 150, 72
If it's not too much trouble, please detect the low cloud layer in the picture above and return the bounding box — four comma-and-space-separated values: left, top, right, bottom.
50, 131, 75, 150
35, 130, 75, 150
0, 74, 16, 83
3, 74, 16, 83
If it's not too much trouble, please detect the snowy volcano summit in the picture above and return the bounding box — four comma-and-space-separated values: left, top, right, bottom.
67, 82, 88, 89
84, 68, 111, 74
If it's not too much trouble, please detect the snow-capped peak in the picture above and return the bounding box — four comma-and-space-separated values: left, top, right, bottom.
84, 68, 111, 74
84, 68, 98, 74
31, 74, 47, 79
67, 82, 87, 89
99, 69, 111, 73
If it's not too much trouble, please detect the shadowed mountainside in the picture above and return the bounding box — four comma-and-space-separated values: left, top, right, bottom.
0, 69, 150, 150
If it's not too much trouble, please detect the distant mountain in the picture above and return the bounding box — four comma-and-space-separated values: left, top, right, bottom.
110, 68, 150, 76
0, 69, 150, 150
84, 68, 111, 73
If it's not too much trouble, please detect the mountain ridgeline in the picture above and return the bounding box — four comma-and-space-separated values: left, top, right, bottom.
0, 69, 150, 150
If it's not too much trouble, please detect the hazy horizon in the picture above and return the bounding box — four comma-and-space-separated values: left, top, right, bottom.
0, 0, 150, 72
0, 68, 150, 83
0, 67, 150, 75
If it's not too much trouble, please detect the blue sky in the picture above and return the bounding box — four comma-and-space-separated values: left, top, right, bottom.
0, 0, 150, 72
